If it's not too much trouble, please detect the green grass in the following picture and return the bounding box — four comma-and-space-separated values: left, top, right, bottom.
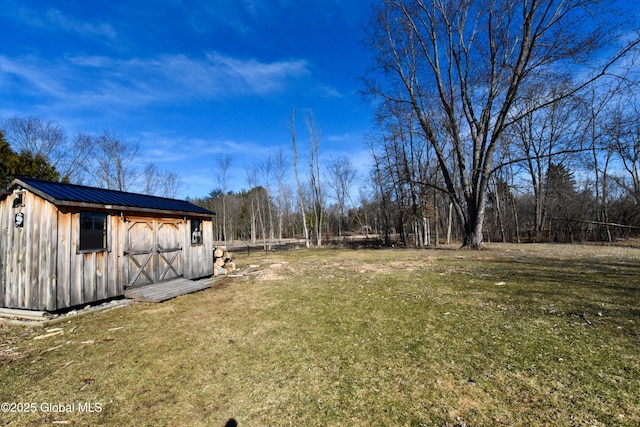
1, 243, 639, 426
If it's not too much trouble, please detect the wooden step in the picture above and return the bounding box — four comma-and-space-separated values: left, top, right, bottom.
124, 278, 212, 303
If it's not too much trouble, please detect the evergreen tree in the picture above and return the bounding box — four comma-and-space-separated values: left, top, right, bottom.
0, 130, 59, 188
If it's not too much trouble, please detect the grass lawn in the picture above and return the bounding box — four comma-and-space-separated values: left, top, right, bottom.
1, 243, 639, 426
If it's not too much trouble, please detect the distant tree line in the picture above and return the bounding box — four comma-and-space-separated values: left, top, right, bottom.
191, 98, 640, 247
0, 116, 183, 197
4, 99, 640, 247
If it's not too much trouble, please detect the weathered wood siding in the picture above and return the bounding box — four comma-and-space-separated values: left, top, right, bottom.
1, 187, 213, 311
55, 212, 123, 310
0, 189, 57, 310
183, 219, 214, 279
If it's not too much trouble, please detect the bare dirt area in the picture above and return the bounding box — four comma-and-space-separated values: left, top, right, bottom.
232, 240, 640, 278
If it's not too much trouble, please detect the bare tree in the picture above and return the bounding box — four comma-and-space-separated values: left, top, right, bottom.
257, 154, 275, 249
2, 116, 186, 197
505, 82, 586, 239
368, 132, 397, 246
142, 162, 184, 198
2, 116, 92, 183
326, 155, 358, 240
3, 116, 65, 160
306, 111, 324, 247
274, 149, 290, 241
289, 109, 310, 248
244, 162, 260, 244
215, 154, 233, 242
86, 130, 141, 191
143, 162, 162, 195
158, 170, 184, 199
244, 161, 274, 249
363, 0, 640, 248
581, 85, 621, 242
65, 131, 95, 184
608, 103, 640, 205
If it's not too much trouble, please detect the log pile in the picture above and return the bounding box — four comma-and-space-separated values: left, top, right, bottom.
213, 246, 236, 276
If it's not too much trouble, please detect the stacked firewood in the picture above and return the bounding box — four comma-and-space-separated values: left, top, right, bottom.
213, 246, 236, 276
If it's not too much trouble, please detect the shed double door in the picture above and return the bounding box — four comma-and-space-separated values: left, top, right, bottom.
125, 218, 183, 288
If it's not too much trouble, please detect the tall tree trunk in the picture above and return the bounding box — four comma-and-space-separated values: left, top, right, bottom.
446, 202, 453, 245
289, 110, 310, 248
462, 209, 485, 249
511, 194, 521, 244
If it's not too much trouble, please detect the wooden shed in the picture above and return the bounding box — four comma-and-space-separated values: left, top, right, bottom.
0, 177, 215, 311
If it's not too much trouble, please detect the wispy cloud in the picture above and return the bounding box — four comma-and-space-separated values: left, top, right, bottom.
6, 6, 117, 40
0, 55, 67, 98
182, 0, 359, 38
0, 51, 310, 110
139, 132, 275, 163
204, 52, 309, 95
317, 84, 344, 99
45, 8, 117, 40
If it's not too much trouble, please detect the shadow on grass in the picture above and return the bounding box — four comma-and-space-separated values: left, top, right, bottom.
481, 255, 640, 328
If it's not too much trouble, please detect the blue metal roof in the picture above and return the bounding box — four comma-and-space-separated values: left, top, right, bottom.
15, 177, 213, 216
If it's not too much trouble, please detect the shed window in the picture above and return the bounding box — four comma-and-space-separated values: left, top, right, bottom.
80, 212, 107, 251
191, 219, 203, 245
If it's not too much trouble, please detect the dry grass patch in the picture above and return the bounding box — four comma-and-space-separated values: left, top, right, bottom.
1, 243, 638, 426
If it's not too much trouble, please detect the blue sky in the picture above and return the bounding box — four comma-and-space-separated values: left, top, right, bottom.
0, 0, 375, 198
